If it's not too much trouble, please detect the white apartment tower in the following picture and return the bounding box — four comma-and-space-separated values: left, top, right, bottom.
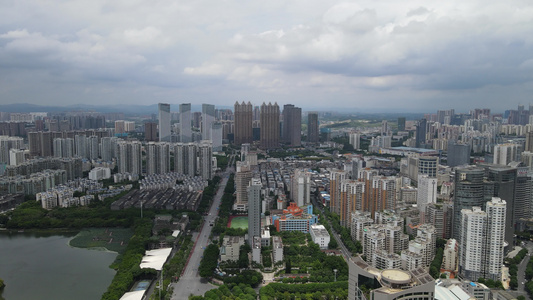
291, 169, 311, 207
417, 175, 437, 218
247, 178, 262, 246
459, 197, 506, 281
198, 141, 213, 180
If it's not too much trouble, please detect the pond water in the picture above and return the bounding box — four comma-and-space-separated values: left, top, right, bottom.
0, 231, 117, 300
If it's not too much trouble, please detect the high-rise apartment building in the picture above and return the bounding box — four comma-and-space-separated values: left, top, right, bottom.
417, 175, 437, 216
234, 101, 253, 146
339, 180, 364, 227
174, 143, 197, 176
329, 170, 347, 215
0, 136, 24, 165
211, 122, 223, 152
493, 143, 520, 165
117, 141, 142, 175
198, 141, 213, 180
486, 166, 516, 249
282, 104, 301, 147
526, 131, 533, 152
146, 142, 171, 175
349, 133, 360, 150
234, 161, 252, 211
99, 137, 118, 162
291, 169, 311, 207
307, 112, 319, 143
260, 102, 280, 149
247, 178, 262, 246
202, 104, 215, 141
459, 198, 506, 281
158, 103, 171, 142
179, 103, 192, 143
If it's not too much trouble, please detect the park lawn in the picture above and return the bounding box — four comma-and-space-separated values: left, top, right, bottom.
69, 228, 133, 253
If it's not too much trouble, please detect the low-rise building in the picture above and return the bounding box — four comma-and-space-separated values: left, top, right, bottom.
272, 236, 284, 264
220, 236, 245, 262
309, 224, 330, 250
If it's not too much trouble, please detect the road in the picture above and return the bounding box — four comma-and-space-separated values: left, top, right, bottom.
171, 161, 234, 300
311, 195, 351, 260
517, 241, 533, 294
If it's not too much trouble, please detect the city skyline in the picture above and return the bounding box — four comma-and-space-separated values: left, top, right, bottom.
1, 1, 533, 112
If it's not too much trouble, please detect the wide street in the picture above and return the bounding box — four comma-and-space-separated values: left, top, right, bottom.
171, 158, 234, 300
516, 240, 533, 295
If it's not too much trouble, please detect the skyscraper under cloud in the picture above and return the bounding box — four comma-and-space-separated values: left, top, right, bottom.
234, 101, 253, 146
282, 104, 302, 147
260, 102, 280, 150
307, 112, 319, 143
202, 104, 215, 141
158, 103, 171, 142
179, 103, 192, 143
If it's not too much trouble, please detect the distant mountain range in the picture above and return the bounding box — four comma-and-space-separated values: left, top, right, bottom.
0, 103, 205, 114
0, 103, 425, 119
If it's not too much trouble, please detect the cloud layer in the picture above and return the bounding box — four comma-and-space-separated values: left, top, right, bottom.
1, 0, 532, 112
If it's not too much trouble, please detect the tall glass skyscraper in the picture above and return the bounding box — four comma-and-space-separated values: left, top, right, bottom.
158, 103, 171, 142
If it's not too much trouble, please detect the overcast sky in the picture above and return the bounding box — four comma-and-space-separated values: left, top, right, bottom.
1, 0, 532, 113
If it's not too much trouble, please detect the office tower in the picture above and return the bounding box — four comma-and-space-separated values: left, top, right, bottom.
234, 161, 252, 211
144, 122, 157, 142
459, 198, 506, 281
515, 168, 532, 223
192, 112, 202, 129
202, 104, 215, 141
259, 102, 280, 150
329, 170, 347, 215
282, 104, 302, 147
234, 101, 253, 146
452, 166, 493, 241
527, 132, 533, 152
447, 141, 471, 167
307, 112, 319, 143
247, 178, 262, 246
415, 118, 427, 148
417, 175, 437, 215
417, 156, 438, 178
494, 143, 520, 165
117, 141, 142, 174
487, 166, 516, 249
158, 103, 171, 142
198, 141, 213, 180
291, 169, 311, 207
211, 122, 223, 152
349, 132, 360, 150
397, 117, 406, 131
179, 103, 192, 143
99, 137, 118, 162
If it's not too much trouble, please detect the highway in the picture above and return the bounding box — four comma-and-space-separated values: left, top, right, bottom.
170, 157, 234, 300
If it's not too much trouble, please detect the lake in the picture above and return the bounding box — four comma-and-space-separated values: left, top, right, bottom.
0, 231, 117, 300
